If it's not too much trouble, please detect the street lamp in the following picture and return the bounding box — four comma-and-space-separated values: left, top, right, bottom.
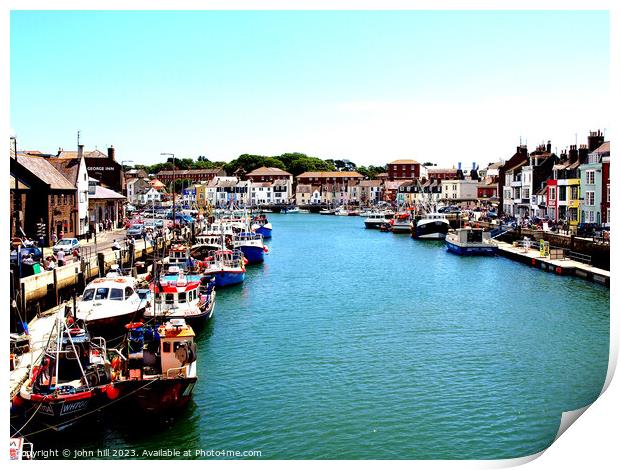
161, 153, 176, 235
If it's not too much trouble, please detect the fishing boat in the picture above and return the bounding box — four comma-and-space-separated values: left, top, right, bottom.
75, 277, 147, 336
203, 249, 246, 287
111, 319, 198, 414
232, 232, 267, 264
390, 212, 413, 233
445, 227, 498, 255
299, 209, 310, 214
145, 268, 216, 324
347, 209, 360, 216
282, 206, 300, 214
364, 212, 393, 229
413, 213, 451, 239
251, 214, 272, 239
319, 208, 335, 215
334, 207, 349, 216
17, 315, 114, 432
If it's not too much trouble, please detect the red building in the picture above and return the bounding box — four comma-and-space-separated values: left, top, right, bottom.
426, 167, 457, 182
387, 159, 421, 180
156, 168, 226, 184
296, 171, 363, 186
246, 166, 293, 184
602, 154, 610, 225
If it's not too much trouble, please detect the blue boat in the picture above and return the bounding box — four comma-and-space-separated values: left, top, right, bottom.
233, 232, 266, 264
203, 249, 246, 287
252, 215, 272, 239
445, 228, 498, 256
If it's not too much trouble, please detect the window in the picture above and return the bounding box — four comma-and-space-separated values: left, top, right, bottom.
570, 186, 579, 200
549, 187, 556, 201
523, 188, 530, 199
110, 288, 124, 301
178, 292, 186, 303
95, 288, 109, 300
124, 287, 134, 298
163, 342, 171, 353
586, 170, 595, 185
559, 186, 567, 201
82, 289, 95, 301
608, 185, 610, 203
165, 294, 174, 305
586, 191, 595, 206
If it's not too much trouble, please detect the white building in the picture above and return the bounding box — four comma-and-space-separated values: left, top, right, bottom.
441, 179, 479, 204
251, 181, 274, 205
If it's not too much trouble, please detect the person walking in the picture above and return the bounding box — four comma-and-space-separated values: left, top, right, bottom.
51, 232, 58, 246
56, 248, 65, 267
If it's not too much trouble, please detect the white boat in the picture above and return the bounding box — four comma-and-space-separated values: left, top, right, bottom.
334, 207, 349, 216
413, 213, 451, 239
282, 206, 300, 214
364, 211, 393, 229
299, 209, 310, 214
76, 276, 147, 334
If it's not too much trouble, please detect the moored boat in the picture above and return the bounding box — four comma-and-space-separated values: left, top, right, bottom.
390, 212, 413, 233
232, 232, 267, 264
251, 214, 272, 239
413, 213, 451, 239
445, 227, 498, 255
202, 249, 246, 287
363, 211, 393, 229
75, 277, 147, 336
17, 316, 113, 432
111, 319, 198, 414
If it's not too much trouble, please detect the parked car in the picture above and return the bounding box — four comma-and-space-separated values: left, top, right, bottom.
53, 238, 80, 255
127, 224, 145, 238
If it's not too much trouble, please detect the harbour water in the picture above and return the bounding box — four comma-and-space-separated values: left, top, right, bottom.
31, 214, 609, 459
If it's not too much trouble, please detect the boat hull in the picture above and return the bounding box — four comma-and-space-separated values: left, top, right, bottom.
239, 245, 265, 264
83, 307, 146, 338
364, 220, 385, 229
391, 224, 412, 233
114, 377, 197, 414
255, 226, 272, 239
214, 270, 245, 287
413, 221, 450, 240
445, 240, 498, 256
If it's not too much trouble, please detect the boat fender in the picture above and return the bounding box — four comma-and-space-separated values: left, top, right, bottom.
105, 383, 120, 400
263, 246, 269, 253
556, 267, 562, 275
115, 278, 126, 283
531, 258, 537, 266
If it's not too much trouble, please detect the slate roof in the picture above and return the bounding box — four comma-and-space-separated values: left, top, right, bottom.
297, 171, 363, 178
89, 185, 126, 200
14, 154, 75, 190
246, 166, 292, 176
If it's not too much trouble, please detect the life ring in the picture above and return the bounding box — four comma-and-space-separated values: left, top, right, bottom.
115, 278, 126, 283
125, 321, 144, 330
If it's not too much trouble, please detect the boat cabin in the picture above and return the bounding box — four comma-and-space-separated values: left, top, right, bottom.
159, 319, 196, 377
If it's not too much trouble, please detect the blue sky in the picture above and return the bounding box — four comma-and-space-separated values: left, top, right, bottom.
10, 10, 609, 167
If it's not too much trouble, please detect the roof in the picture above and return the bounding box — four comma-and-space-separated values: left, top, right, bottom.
427, 167, 457, 173
272, 179, 290, 186
297, 171, 363, 178
48, 158, 80, 184
89, 185, 126, 200
591, 141, 610, 156
383, 181, 401, 190
398, 180, 415, 188
295, 184, 312, 192
389, 159, 419, 165
57, 149, 108, 159
251, 181, 273, 188
14, 154, 75, 190
505, 160, 528, 173
246, 166, 292, 177
358, 179, 382, 187
486, 162, 504, 170
149, 178, 166, 188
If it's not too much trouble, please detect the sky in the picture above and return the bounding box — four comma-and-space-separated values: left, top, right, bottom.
10, 10, 610, 168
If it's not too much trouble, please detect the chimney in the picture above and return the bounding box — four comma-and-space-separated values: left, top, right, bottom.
78, 144, 84, 160
546, 140, 551, 153
568, 145, 578, 163
578, 144, 589, 163
587, 129, 605, 152
107, 145, 115, 161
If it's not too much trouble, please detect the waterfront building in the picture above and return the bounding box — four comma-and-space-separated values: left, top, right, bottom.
156, 168, 226, 185
357, 180, 383, 205
519, 142, 557, 219
295, 184, 321, 205
87, 177, 126, 231
194, 183, 208, 208
214, 177, 239, 207
579, 133, 609, 225
234, 180, 251, 206
149, 178, 167, 191
477, 177, 499, 207
124, 168, 148, 179
136, 187, 163, 206
382, 180, 400, 203
272, 179, 292, 204
48, 144, 91, 239
396, 180, 416, 206
181, 187, 197, 206
498, 145, 529, 215
387, 159, 426, 180
502, 159, 527, 217
126, 177, 152, 204
296, 171, 363, 187
602, 152, 610, 226
348, 183, 361, 204
548, 146, 585, 229
246, 166, 293, 196
250, 181, 274, 206
10, 152, 77, 243
58, 146, 125, 194
426, 167, 458, 183
441, 179, 479, 205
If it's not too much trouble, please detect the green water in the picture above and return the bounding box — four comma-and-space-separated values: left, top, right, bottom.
32, 214, 609, 459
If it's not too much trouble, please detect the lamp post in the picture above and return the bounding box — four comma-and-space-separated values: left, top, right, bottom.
161, 153, 176, 237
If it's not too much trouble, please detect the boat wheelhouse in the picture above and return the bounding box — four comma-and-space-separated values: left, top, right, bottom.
112, 319, 198, 413
363, 211, 394, 229
145, 268, 216, 324
390, 212, 413, 233
445, 227, 498, 256
76, 277, 146, 335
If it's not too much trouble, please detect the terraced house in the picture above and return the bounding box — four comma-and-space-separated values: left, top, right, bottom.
579, 131, 609, 225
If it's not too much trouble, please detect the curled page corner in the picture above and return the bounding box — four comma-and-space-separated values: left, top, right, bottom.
554, 405, 591, 442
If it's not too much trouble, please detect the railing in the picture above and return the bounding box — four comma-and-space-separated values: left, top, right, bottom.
566, 250, 592, 264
